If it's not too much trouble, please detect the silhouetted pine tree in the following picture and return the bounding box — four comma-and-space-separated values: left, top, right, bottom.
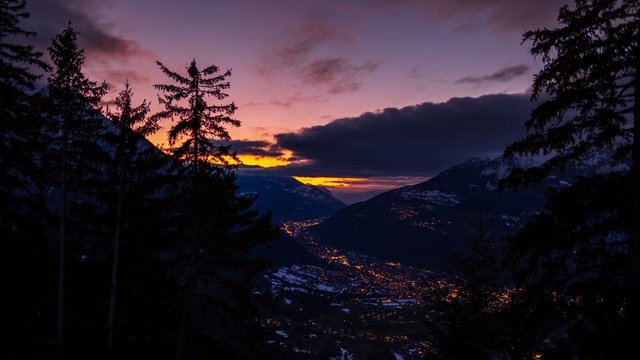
0, 0, 46, 254
105, 82, 157, 350
500, 0, 639, 357
0, 0, 46, 214
151, 59, 276, 359
100, 98, 178, 359
44, 23, 108, 351
424, 217, 522, 360
180, 169, 277, 358
0, 0, 50, 358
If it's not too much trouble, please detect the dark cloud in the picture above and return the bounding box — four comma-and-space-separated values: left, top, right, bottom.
102, 69, 151, 87
279, 18, 348, 66
256, 17, 347, 78
268, 93, 535, 177
257, 17, 379, 94
456, 65, 529, 85
301, 58, 380, 94
212, 140, 286, 158
25, 0, 152, 61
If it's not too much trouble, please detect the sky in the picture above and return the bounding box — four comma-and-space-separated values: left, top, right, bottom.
25, 0, 568, 203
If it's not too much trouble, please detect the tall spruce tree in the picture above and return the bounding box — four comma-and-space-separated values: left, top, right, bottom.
151, 59, 240, 359
501, 0, 639, 357
46, 23, 108, 349
423, 217, 523, 360
105, 82, 157, 350
0, 0, 46, 250
0, 0, 49, 357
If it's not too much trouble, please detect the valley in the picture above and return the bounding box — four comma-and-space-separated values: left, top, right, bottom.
260, 219, 449, 359
248, 156, 593, 359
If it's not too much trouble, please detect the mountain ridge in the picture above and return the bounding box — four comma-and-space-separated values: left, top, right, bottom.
311, 157, 548, 271
236, 175, 346, 222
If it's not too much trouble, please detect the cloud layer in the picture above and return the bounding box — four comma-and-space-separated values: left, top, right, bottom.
257, 17, 380, 95
301, 58, 380, 94
25, 0, 152, 86
457, 65, 529, 85
267, 93, 535, 177
214, 140, 286, 158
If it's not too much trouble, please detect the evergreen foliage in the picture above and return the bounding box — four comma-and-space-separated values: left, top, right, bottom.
105, 82, 157, 350
45, 23, 109, 350
151, 59, 275, 359
424, 217, 522, 360
152, 59, 239, 165
500, 0, 639, 357
0, 0, 47, 249
0, 1, 49, 358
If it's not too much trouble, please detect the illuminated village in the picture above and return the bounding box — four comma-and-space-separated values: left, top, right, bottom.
260, 219, 449, 359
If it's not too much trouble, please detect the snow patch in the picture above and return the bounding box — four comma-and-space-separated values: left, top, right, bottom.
272, 269, 306, 285
282, 286, 308, 293
330, 347, 354, 360
316, 284, 339, 293
395, 189, 460, 206
481, 167, 498, 176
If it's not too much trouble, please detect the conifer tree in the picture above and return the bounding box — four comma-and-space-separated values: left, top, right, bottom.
151, 59, 240, 359
0, 0, 49, 356
501, 0, 639, 356
424, 217, 521, 360
106, 81, 156, 350
46, 23, 108, 348
152, 59, 239, 166
0, 0, 47, 248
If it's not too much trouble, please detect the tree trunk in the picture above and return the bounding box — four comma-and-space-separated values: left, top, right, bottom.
174, 218, 197, 360
107, 133, 130, 351
57, 121, 67, 356
176, 122, 200, 360
632, 54, 640, 311
107, 188, 124, 350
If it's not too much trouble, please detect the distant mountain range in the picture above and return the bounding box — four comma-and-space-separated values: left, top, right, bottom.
236, 176, 346, 267
310, 157, 550, 271
236, 175, 345, 222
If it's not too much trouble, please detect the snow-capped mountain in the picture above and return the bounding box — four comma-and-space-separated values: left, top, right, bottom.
311, 157, 549, 271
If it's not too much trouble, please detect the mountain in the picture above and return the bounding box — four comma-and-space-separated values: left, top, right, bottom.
235, 176, 345, 268
236, 175, 346, 222
311, 157, 549, 271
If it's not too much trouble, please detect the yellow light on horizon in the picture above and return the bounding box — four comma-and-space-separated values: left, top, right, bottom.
157, 148, 294, 169
293, 176, 366, 188
235, 154, 291, 168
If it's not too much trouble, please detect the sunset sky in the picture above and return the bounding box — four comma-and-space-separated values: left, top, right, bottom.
26, 0, 568, 202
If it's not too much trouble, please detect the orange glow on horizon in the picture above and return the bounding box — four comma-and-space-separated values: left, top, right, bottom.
235, 154, 291, 168
293, 176, 366, 188
155, 145, 293, 169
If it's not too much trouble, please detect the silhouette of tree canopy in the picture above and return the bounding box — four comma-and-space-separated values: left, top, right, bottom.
105, 81, 157, 350
0, 3, 279, 358
0, 0, 47, 238
0, 1, 50, 357
501, 1, 639, 357
424, 217, 522, 360
46, 23, 109, 350
151, 59, 276, 360
503, 0, 638, 183
152, 59, 239, 167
